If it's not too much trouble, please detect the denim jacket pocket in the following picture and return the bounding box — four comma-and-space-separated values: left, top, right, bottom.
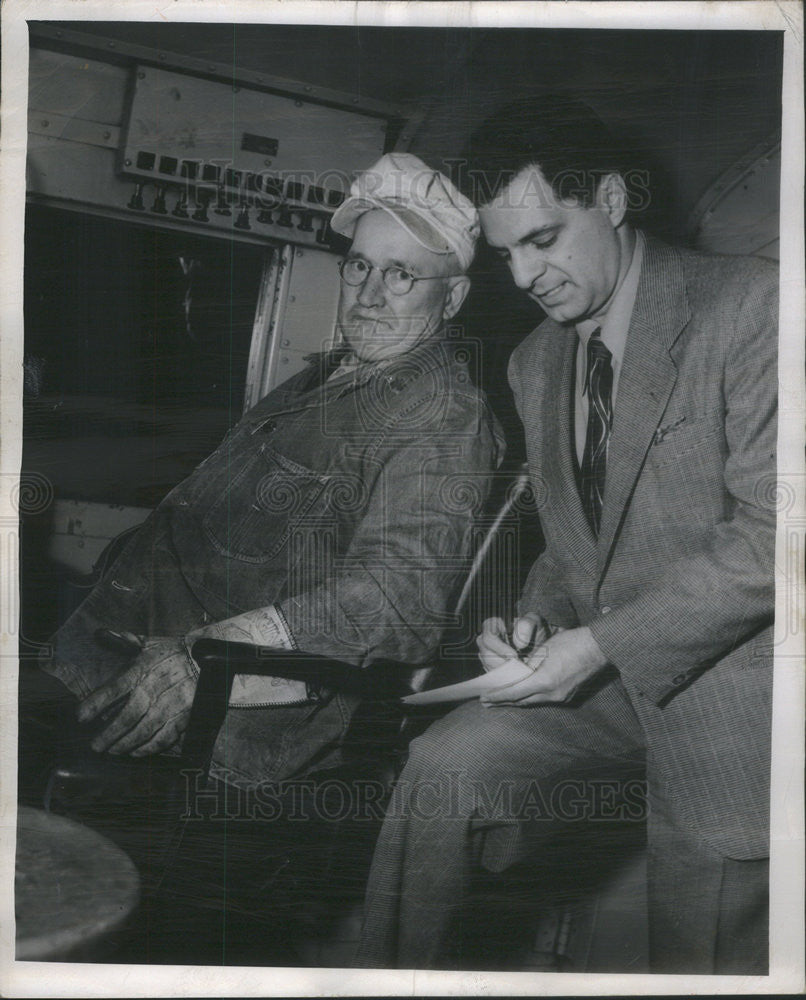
202, 444, 329, 563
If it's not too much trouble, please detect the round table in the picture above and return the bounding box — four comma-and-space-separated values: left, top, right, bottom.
15, 806, 140, 961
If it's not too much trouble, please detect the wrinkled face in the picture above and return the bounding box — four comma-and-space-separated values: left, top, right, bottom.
478, 167, 625, 325
337, 209, 461, 362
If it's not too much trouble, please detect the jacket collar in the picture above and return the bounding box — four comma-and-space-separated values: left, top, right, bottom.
249, 334, 466, 425
305, 335, 463, 396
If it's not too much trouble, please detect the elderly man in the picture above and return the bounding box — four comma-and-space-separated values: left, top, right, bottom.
357, 101, 777, 974
32, 153, 502, 790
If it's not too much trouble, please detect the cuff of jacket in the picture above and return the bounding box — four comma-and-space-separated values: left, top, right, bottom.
587, 611, 698, 706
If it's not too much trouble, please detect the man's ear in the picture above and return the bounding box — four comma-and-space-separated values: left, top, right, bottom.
596, 172, 628, 228
443, 275, 471, 321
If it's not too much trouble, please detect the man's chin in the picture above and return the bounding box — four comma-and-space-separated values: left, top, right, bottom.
341, 327, 401, 362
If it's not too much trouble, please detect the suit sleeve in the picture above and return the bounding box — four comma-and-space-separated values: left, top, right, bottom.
588, 268, 778, 704
507, 348, 580, 628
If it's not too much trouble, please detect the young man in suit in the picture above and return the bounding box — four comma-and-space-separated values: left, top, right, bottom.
357, 100, 778, 974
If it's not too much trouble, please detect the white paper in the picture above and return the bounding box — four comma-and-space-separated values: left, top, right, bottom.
402, 657, 534, 705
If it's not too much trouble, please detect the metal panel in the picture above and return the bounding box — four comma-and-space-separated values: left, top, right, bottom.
688, 135, 781, 260
30, 22, 408, 122
120, 64, 388, 203
26, 124, 335, 251
243, 250, 282, 413
28, 111, 120, 150
26, 46, 389, 250
261, 246, 343, 396
47, 500, 151, 575
28, 47, 128, 126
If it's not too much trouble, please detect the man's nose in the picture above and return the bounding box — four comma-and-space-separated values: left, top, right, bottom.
356, 267, 387, 307
510, 252, 547, 291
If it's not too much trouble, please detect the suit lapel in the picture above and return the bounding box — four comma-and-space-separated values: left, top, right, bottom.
536, 320, 599, 578
596, 237, 690, 575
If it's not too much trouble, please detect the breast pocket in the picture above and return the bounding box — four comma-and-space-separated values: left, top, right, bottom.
203, 444, 329, 563
648, 418, 722, 470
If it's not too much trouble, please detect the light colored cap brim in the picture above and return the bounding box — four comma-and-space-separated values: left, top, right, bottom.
331, 198, 456, 259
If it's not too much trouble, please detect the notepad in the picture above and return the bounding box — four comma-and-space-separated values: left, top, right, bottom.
401, 657, 534, 705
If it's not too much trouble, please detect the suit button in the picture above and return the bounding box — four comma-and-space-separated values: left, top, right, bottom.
600, 606, 612, 615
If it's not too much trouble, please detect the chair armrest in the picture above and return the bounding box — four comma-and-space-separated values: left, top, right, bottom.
183, 639, 415, 777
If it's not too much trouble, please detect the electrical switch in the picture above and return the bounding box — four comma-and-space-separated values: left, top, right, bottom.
276, 204, 294, 228
127, 183, 146, 211
151, 186, 168, 215
172, 192, 190, 219
235, 203, 251, 230
192, 191, 211, 223
214, 186, 231, 216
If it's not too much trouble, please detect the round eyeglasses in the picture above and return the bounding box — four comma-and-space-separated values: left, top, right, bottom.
338, 257, 452, 296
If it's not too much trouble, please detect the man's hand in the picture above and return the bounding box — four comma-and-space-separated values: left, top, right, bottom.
476, 613, 548, 672
481, 626, 608, 707
76, 637, 198, 756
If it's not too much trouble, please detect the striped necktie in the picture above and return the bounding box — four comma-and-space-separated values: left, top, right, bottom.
580, 328, 613, 536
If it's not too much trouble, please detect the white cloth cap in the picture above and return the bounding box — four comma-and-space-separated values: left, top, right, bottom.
330, 153, 479, 270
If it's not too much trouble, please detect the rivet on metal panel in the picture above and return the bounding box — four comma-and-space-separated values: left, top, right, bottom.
137, 71, 145, 79
294, 100, 303, 108
304, 86, 312, 93
159, 53, 166, 61
41, 120, 49, 128
124, 159, 132, 167
107, 42, 115, 48
296, 249, 304, 257
103, 131, 111, 141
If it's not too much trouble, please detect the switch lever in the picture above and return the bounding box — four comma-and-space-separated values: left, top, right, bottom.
172, 191, 190, 219
235, 202, 251, 231
127, 183, 146, 211
214, 185, 231, 216
192, 190, 211, 223
151, 186, 168, 215
276, 204, 294, 228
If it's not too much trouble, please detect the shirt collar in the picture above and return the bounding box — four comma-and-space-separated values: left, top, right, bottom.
576, 229, 645, 366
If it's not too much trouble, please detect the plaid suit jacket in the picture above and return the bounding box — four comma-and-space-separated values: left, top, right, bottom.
508, 235, 778, 860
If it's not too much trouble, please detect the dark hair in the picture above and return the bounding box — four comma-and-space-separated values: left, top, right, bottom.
458, 96, 631, 209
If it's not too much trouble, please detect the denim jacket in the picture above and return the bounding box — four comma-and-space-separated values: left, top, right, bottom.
49, 336, 503, 786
